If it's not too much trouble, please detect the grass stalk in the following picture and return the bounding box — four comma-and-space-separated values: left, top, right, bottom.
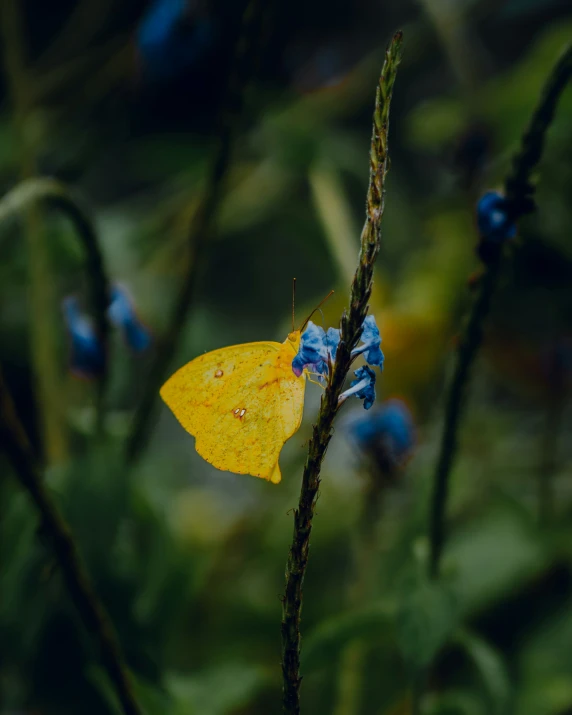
1, 0, 68, 462
0, 177, 111, 432
280, 33, 403, 715
427, 43, 572, 579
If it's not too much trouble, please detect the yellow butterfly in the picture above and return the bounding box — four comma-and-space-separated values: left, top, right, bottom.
160, 330, 305, 484
160, 287, 335, 483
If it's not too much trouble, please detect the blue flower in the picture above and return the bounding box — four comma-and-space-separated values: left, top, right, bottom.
476, 191, 516, 243
347, 398, 416, 470
108, 286, 152, 354
339, 366, 376, 410
292, 322, 341, 378
137, 0, 215, 83
351, 315, 384, 368
292, 316, 384, 380
292, 321, 328, 377
62, 297, 105, 379
325, 327, 341, 361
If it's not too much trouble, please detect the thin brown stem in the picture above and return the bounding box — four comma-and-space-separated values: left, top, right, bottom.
281, 33, 403, 715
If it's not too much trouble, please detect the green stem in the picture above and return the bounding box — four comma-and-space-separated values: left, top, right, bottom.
281, 33, 403, 715
125, 0, 265, 464
427, 43, 572, 580
333, 472, 386, 715
0, 177, 111, 432
1, 0, 68, 462
0, 372, 143, 715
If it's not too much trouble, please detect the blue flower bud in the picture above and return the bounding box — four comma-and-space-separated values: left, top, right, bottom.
62, 296, 105, 380
325, 327, 341, 361
339, 365, 376, 410
351, 315, 384, 369
477, 191, 516, 243
346, 398, 416, 470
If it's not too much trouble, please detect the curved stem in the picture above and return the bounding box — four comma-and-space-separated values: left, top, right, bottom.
1, 0, 68, 461
427, 43, 572, 580
281, 33, 403, 715
0, 177, 112, 431
0, 371, 142, 715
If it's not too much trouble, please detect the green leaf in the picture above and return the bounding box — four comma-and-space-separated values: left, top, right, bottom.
166, 664, 266, 715
396, 579, 459, 673
425, 688, 487, 715
454, 629, 512, 714
302, 602, 394, 672
88, 666, 173, 715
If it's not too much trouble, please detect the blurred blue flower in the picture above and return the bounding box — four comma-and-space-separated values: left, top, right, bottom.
108, 286, 152, 353
477, 191, 516, 242
347, 398, 416, 469
351, 315, 384, 368
137, 0, 214, 83
62, 297, 105, 380
339, 366, 376, 410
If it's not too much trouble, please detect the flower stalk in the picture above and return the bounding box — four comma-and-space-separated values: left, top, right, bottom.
0, 177, 111, 431
281, 32, 403, 715
428, 43, 572, 580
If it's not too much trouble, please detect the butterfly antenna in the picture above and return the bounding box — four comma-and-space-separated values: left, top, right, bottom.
292, 278, 296, 332
299, 290, 334, 332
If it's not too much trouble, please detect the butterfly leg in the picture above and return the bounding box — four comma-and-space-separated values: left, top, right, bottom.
306, 372, 326, 389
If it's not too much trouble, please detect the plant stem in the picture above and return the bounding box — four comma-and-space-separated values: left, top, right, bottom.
0, 177, 111, 432
537, 348, 566, 525
537, 396, 562, 525
427, 42, 572, 580
0, 371, 143, 715
125, 0, 265, 464
1, 0, 68, 462
333, 472, 386, 715
281, 33, 403, 715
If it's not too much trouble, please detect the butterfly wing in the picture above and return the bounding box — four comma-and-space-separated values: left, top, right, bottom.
160, 340, 306, 483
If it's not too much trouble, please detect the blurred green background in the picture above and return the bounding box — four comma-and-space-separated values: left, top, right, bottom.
1, 0, 572, 713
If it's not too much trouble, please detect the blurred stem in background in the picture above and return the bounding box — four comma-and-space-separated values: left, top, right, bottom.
427, 43, 572, 579
309, 161, 361, 287
0, 369, 143, 715
0, 178, 112, 433
333, 465, 391, 715
281, 33, 402, 715
1, 0, 68, 462
537, 347, 567, 525
417, 0, 488, 105
125, 0, 266, 464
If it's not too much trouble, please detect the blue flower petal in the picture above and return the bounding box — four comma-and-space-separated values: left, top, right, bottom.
62, 297, 105, 379
477, 191, 517, 243
108, 286, 152, 354
325, 327, 340, 361
339, 365, 376, 410
137, 0, 215, 83
352, 315, 384, 369
292, 321, 327, 377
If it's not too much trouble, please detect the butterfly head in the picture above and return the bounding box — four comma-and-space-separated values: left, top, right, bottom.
286, 330, 301, 351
